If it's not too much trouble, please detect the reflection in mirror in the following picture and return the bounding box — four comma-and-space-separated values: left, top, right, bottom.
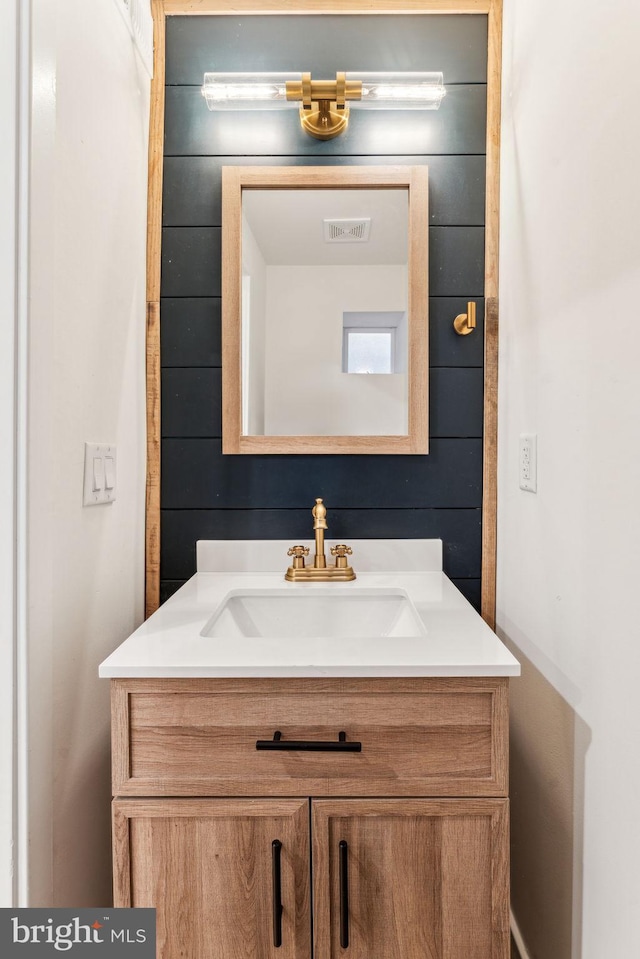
242, 188, 408, 437
222, 167, 429, 454
342, 311, 407, 375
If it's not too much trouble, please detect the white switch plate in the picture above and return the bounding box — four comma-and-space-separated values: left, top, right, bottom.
519, 433, 537, 492
83, 443, 117, 506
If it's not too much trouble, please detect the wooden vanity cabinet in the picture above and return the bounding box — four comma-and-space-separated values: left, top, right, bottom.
313, 799, 508, 959
111, 678, 510, 959
113, 798, 311, 959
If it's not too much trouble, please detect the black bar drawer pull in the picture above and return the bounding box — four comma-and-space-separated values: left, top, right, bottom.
339, 839, 349, 949
272, 839, 283, 948
256, 730, 362, 752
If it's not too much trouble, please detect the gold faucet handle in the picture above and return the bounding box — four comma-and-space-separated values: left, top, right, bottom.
287, 545, 310, 570
288, 545, 310, 557
331, 544, 353, 557
331, 544, 353, 569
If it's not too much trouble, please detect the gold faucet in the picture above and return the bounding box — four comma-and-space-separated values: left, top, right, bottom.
285, 498, 356, 582
312, 497, 328, 569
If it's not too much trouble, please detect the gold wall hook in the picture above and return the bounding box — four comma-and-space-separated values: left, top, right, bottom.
453, 301, 477, 336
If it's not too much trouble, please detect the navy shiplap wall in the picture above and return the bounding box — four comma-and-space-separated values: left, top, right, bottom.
160, 15, 487, 609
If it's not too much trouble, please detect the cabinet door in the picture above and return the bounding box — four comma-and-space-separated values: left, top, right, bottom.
312, 799, 509, 959
113, 798, 310, 959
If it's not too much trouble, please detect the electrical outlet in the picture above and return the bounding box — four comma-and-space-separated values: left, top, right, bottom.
519, 433, 537, 492
520, 433, 538, 493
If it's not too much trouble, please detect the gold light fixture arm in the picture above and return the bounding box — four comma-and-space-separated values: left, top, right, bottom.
453, 301, 477, 336
286, 72, 362, 140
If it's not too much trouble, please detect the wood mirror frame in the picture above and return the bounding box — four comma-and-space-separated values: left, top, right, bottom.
221, 165, 429, 454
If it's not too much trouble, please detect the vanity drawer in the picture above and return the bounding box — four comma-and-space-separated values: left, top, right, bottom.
111, 677, 508, 798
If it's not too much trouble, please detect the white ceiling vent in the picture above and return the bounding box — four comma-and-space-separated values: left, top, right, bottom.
323, 218, 372, 243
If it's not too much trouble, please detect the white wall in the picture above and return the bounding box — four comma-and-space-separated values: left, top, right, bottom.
263, 265, 407, 435
498, 1, 640, 955
0, 0, 22, 907
26, 0, 149, 905
242, 216, 267, 435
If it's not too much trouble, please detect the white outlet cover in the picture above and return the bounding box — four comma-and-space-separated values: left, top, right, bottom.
83, 443, 117, 506
519, 433, 537, 493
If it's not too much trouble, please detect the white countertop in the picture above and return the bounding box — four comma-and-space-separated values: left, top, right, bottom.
99, 540, 520, 679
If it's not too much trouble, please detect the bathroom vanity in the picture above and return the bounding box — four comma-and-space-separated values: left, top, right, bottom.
100, 540, 519, 959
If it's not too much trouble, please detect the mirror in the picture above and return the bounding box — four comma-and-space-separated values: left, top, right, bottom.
221, 166, 429, 454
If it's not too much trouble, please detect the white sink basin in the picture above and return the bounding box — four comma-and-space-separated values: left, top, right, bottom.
98, 542, 522, 678
201, 588, 426, 639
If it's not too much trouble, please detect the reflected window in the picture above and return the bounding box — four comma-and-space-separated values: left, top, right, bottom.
345, 329, 394, 374
342, 310, 406, 374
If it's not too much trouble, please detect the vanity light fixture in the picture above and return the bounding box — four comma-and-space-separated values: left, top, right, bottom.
201, 71, 446, 140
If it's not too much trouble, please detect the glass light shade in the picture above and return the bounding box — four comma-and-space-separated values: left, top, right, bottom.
348, 72, 446, 110
201, 72, 300, 110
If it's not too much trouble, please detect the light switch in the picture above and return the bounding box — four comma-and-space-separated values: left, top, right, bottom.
92, 456, 104, 492
103, 451, 117, 502
83, 443, 117, 506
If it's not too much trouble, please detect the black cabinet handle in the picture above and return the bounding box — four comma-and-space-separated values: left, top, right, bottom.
339, 840, 349, 949
256, 731, 361, 752
272, 839, 283, 948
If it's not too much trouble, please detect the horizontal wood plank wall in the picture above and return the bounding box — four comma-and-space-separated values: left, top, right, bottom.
149, 4, 497, 618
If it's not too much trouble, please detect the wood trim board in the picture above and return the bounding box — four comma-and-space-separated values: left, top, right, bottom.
163, 1, 494, 13
481, 0, 502, 629
145, 2, 166, 619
